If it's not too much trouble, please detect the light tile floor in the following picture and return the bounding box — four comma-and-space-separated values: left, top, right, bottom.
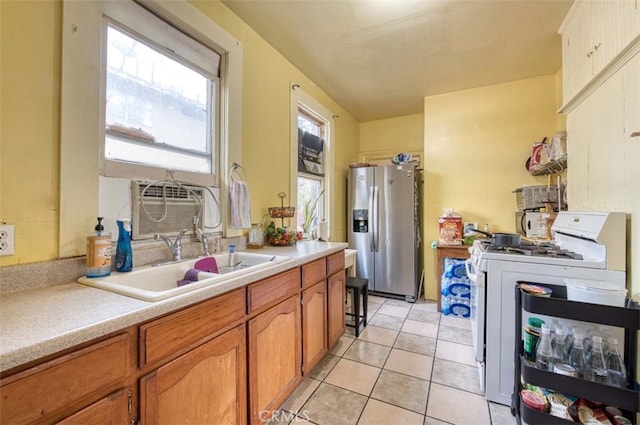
270, 296, 517, 425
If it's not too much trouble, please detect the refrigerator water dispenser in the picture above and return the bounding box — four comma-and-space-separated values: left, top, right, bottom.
353, 209, 368, 232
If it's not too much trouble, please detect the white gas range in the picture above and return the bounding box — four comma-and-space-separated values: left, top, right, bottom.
465, 211, 627, 406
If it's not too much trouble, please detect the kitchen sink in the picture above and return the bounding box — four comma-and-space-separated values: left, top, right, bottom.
78, 252, 290, 302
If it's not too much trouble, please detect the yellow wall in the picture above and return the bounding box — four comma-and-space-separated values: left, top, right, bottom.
359, 113, 424, 159
423, 75, 560, 300
191, 0, 359, 242
0, 1, 61, 265
0, 0, 359, 266
358, 113, 426, 294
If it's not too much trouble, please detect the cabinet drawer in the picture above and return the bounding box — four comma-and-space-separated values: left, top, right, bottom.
326, 251, 345, 276
248, 268, 300, 314
56, 387, 130, 425
302, 258, 326, 288
0, 333, 130, 424
140, 287, 245, 367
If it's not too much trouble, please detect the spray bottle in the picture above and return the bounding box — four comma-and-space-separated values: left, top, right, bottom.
115, 219, 133, 272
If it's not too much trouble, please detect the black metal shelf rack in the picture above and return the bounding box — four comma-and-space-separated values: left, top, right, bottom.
513, 282, 640, 425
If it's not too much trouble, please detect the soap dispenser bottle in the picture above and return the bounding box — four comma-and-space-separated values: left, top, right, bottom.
86, 217, 112, 277
115, 218, 133, 272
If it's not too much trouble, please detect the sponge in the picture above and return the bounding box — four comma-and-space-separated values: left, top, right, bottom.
194, 257, 218, 273
176, 257, 219, 287
176, 268, 207, 287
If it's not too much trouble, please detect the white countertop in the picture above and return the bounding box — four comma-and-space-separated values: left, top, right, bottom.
0, 241, 348, 373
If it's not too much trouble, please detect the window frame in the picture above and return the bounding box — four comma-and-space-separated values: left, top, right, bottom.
98, 3, 221, 186
296, 110, 325, 231
60, 0, 243, 257
289, 85, 334, 238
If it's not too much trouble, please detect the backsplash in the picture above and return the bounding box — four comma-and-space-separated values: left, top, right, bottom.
0, 236, 246, 295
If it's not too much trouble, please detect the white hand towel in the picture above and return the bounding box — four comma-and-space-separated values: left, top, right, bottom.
230, 181, 251, 228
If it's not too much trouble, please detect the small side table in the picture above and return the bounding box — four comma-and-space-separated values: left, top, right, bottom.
436, 244, 470, 312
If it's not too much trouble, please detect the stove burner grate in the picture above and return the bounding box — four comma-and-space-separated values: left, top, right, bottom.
482, 241, 583, 260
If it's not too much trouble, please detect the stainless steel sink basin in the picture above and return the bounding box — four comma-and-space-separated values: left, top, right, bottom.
78, 252, 290, 301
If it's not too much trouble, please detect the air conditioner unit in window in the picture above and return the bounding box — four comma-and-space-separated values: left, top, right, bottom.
131, 181, 204, 240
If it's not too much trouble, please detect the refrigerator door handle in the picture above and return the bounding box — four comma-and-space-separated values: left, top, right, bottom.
368, 186, 375, 252
373, 185, 379, 252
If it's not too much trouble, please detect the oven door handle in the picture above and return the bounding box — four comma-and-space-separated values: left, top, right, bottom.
465, 258, 482, 286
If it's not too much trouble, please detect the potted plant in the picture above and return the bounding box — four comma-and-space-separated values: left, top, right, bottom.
301, 189, 325, 239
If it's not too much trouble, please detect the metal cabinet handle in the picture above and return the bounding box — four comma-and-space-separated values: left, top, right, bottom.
594, 42, 601, 50
631, 131, 640, 138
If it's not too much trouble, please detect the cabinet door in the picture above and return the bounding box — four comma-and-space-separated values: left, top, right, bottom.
616, 0, 640, 53
623, 53, 640, 281
327, 271, 346, 348
302, 281, 328, 374
590, 0, 620, 75
56, 388, 131, 425
140, 325, 247, 425
248, 295, 301, 424
561, 0, 592, 103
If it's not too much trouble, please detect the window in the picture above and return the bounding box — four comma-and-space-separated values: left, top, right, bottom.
295, 103, 331, 237
105, 25, 219, 175
100, 2, 222, 185
289, 87, 334, 239
59, 0, 243, 256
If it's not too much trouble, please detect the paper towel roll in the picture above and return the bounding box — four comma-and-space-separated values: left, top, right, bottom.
318, 220, 329, 241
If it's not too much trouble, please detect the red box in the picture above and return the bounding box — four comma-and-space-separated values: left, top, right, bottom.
439, 216, 463, 245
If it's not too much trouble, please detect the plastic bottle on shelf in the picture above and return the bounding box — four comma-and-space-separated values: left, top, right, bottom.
535, 325, 553, 371
552, 327, 567, 363
568, 332, 588, 379
606, 337, 627, 388
583, 326, 594, 352
599, 326, 610, 356
549, 319, 559, 349
563, 326, 577, 360
589, 336, 608, 383
537, 322, 550, 347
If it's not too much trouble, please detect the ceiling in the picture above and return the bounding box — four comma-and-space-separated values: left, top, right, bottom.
220, 0, 573, 122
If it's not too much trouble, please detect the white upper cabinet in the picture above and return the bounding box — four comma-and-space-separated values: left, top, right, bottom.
617, 0, 640, 52
559, 0, 640, 109
560, 1, 590, 103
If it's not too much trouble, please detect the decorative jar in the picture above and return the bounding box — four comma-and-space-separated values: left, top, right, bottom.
247, 223, 264, 249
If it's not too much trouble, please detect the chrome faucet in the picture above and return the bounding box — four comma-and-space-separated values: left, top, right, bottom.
156, 229, 188, 261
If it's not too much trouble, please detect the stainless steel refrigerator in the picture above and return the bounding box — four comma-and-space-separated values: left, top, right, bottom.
347, 163, 419, 301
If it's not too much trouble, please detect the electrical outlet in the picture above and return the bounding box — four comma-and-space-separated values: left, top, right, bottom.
0, 224, 15, 256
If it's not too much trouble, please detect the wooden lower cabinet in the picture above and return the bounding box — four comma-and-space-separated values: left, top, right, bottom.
327, 270, 346, 348
302, 280, 328, 374
2, 251, 347, 425
248, 295, 302, 424
0, 332, 132, 425
139, 324, 247, 425
56, 387, 132, 425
